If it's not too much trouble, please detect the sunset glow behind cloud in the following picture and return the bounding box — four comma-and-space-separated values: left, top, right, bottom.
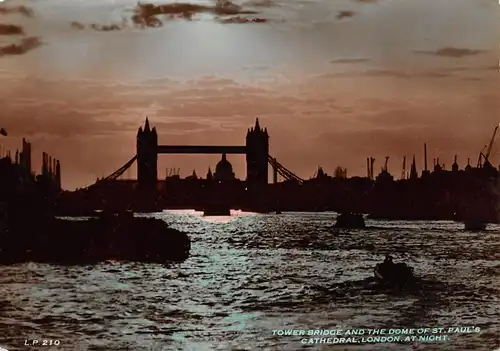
0, 0, 499, 189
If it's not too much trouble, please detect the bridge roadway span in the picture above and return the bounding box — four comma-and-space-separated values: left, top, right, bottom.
157, 145, 247, 154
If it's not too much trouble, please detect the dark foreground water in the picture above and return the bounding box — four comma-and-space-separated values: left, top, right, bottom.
1, 211, 499, 351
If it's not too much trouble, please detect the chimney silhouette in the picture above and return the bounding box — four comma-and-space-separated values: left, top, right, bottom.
56, 160, 61, 190
424, 143, 428, 171
42, 152, 47, 175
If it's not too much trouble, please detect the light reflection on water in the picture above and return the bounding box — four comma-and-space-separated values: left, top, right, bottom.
162, 209, 259, 224
0, 212, 499, 351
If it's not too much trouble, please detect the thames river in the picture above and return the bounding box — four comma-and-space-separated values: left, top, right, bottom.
0, 211, 499, 350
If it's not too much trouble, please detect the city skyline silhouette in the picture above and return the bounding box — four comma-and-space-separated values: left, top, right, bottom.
0, 0, 498, 189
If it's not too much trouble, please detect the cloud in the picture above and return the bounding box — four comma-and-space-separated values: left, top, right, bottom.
317, 69, 451, 79
217, 16, 267, 24
463, 77, 483, 81
213, 0, 259, 15
70, 21, 85, 30
317, 63, 499, 79
0, 6, 39, 57
0, 75, 324, 141
0, 24, 24, 36
330, 58, 369, 64
90, 24, 123, 32
0, 5, 34, 17
131, 1, 260, 27
0, 37, 41, 57
336, 10, 355, 20
414, 47, 487, 58
71, 21, 124, 31
363, 69, 450, 78
243, 0, 277, 7
69, 0, 270, 31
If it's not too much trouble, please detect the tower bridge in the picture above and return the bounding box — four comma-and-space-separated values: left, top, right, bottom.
156, 145, 247, 154
88, 118, 303, 189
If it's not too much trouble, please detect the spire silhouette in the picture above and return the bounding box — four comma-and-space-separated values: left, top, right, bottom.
254, 118, 260, 131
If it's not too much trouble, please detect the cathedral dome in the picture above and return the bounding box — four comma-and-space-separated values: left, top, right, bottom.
214, 153, 235, 181
216, 153, 232, 171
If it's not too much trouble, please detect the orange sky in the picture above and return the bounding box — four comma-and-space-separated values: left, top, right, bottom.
0, 0, 499, 189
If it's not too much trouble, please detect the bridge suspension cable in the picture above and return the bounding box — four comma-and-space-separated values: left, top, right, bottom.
83, 154, 301, 189
83, 155, 137, 190
103, 155, 138, 181
268, 155, 304, 184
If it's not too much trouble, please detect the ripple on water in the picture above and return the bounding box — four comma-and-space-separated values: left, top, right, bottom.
0, 212, 499, 350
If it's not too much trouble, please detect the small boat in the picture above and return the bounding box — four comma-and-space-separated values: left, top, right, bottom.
460, 201, 489, 231
334, 212, 366, 229
203, 205, 230, 216
374, 255, 415, 286
464, 220, 487, 231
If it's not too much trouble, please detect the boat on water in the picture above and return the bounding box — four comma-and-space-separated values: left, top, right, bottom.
464, 220, 487, 231
334, 212, 366, 229
374, 255, 415, 286
203, 205, 230, 216
461, 211, 488, 231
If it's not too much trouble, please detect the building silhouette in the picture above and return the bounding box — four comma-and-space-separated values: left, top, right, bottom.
136, 118, 158, 190
245, 118, 269, 187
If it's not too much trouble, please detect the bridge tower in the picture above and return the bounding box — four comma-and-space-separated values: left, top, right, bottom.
246, 118, 269, 187
137, 118, 158, 189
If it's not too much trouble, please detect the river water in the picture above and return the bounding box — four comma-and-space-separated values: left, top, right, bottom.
0, 211, 499, 351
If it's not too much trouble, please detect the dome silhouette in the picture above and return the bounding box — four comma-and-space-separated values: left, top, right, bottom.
214, 153, 234, 181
